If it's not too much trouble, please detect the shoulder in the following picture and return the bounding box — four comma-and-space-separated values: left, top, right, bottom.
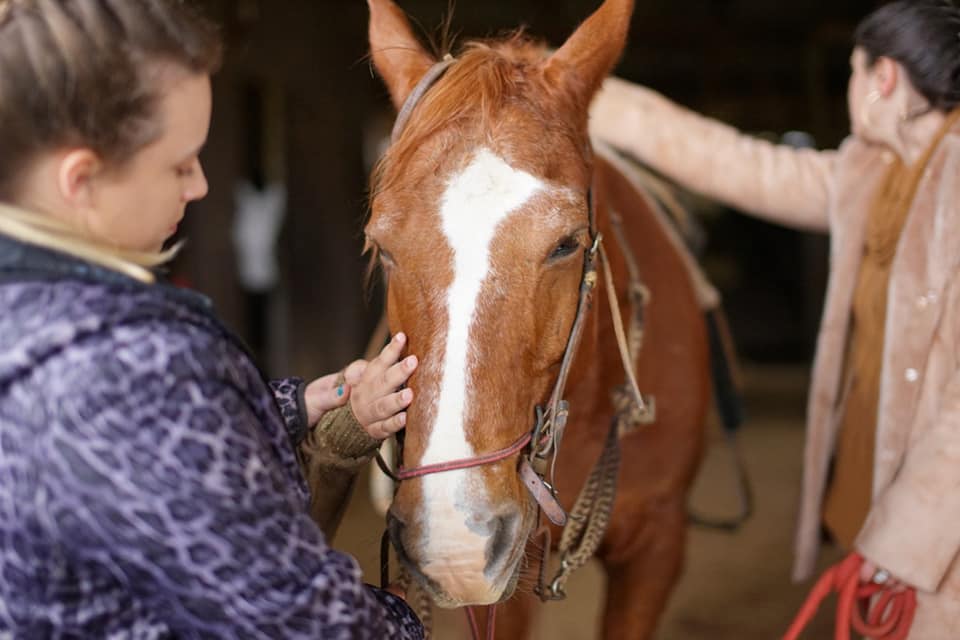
938, 126, 960, 164
835, 134, 886, 167
2, 279, 253, 404
829, 135, 893, 202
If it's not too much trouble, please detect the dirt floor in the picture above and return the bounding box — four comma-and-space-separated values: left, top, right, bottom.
332, 364, 843, 638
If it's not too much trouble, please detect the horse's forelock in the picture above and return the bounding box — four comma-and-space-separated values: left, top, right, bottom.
370, 33, 569, 198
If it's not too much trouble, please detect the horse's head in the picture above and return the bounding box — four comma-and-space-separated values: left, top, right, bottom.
366, 0, 633, 607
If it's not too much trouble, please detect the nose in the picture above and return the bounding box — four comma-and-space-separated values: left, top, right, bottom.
185, 160, 209, 202
388, 506, 522, 579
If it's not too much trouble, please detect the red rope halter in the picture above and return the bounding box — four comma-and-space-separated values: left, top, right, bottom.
784, 553, 917, 640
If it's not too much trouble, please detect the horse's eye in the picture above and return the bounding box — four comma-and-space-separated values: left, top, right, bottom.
549, 236, 581, 261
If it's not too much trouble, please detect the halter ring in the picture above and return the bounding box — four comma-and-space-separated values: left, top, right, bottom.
872, 568, 891, 585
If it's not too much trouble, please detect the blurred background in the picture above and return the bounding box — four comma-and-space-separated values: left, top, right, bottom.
174, 0, 876, 377
171, 1, 880, 637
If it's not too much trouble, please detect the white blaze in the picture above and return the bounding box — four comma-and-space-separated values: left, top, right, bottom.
418, 148, 543, 595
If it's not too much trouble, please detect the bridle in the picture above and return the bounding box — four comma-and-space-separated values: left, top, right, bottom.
376, 54, 656, 637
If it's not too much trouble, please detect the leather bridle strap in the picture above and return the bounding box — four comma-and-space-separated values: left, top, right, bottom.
395, 432, 533, 480
390, 54, 456, 144
598, 241, 652, 419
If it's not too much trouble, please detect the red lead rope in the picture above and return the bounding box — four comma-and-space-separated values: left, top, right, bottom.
784, 553, 917, 640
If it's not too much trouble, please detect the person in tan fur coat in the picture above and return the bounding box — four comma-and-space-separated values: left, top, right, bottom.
590, 1, 960, 636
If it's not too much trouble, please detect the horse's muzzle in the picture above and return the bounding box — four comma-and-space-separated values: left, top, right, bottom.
387, 506, 524, 607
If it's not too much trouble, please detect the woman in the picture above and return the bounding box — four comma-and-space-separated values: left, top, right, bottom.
0, 0, 421, 638
590, 0, 960, 634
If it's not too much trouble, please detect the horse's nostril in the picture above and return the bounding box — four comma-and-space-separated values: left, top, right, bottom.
486, 510, 520, 574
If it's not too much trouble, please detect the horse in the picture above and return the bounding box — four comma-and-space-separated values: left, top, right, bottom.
365, 0, 712, 636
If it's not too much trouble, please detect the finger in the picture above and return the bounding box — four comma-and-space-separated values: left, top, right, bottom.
306, 380, 351, 414
369, 388, 414, 424
343, 359, 368, 385
860, 560, 878, 584
311, 372, 340, 392
366, 412, 407, 440
369, 333, 407, 378
378, 355, 418, 392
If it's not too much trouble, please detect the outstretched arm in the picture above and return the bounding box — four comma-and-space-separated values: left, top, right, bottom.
590, 77, 836, 233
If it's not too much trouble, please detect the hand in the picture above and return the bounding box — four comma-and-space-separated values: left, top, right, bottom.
859, 558, 908, 593
349, 333, 418, 440
304, 359, 368, 427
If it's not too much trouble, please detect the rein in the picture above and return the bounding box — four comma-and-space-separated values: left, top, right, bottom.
378, 55, 656, 639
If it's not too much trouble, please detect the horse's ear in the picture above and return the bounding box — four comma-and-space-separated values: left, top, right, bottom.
368, 0, 436, 111
543, 0, 634, 109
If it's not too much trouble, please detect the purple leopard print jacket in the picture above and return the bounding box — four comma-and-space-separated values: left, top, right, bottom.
0, 235, 423, 639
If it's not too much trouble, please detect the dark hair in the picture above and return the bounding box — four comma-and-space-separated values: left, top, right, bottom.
0, 0, 223, 200
854, 1, 960, 112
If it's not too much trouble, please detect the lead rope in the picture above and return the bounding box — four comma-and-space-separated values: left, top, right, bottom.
784, 553, 916, 640
537, 416, 621, 600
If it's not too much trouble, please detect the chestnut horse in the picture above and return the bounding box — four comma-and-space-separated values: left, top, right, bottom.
366, 0, 710, 636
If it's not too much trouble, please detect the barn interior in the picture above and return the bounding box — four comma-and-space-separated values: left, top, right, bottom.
170, 1, 882, 637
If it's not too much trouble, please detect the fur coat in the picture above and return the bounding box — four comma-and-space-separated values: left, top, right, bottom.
591, 77, 960, 637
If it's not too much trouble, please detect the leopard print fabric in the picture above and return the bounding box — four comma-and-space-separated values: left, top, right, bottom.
0, 237, 423, 639
268, 377, 309, 446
